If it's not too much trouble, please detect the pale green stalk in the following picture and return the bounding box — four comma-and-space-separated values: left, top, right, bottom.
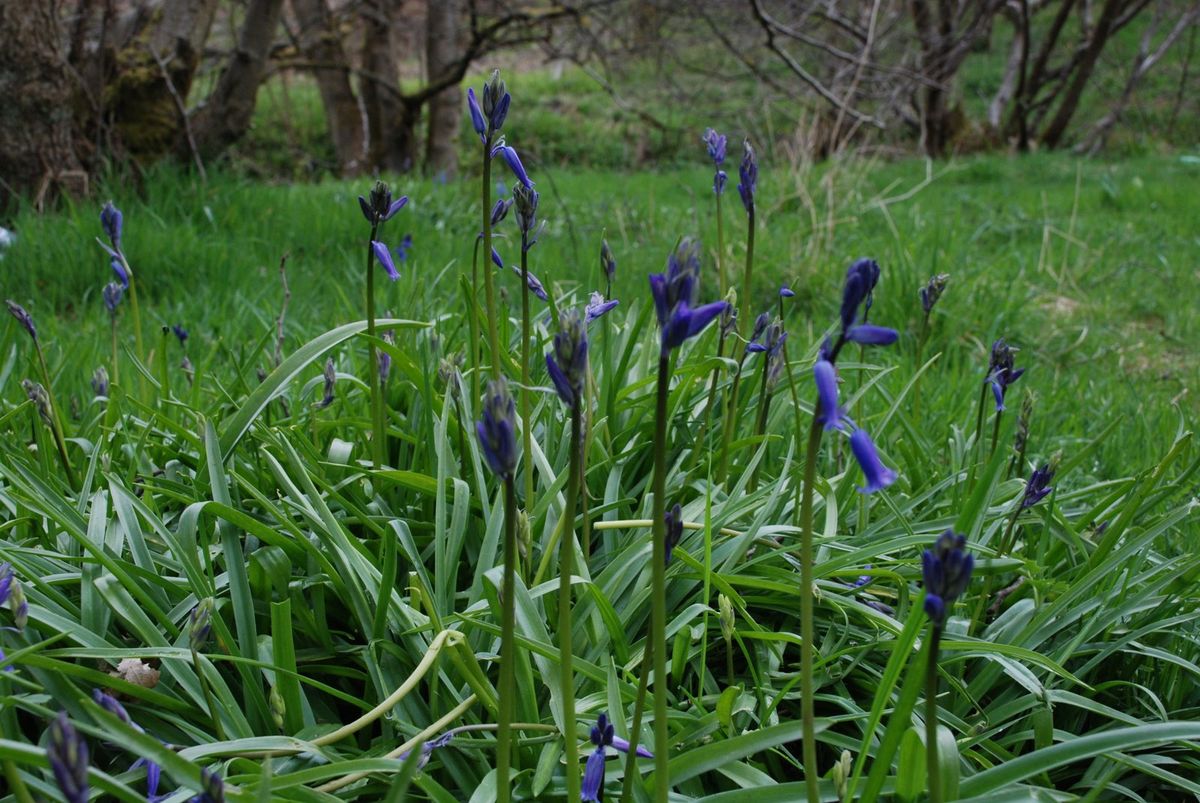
560, 402, 583, 801
497, 475, 518, 803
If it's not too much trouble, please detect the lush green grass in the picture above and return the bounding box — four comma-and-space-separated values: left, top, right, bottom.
1, 150, 1198, 801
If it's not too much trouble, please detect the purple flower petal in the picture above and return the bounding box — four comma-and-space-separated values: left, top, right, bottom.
611, 735, 654, 758
847, 324, 898, 346
371, 240, 400, 281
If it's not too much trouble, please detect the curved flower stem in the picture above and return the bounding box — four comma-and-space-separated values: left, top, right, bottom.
925, 625, 944, 803
738, 210, 755, 333
650, 353, 671, 802
481, 140, 501, 381
520, 249, 535, 514
715, 192, 726, 296
192, 647, 227, 741
798, 414, 822, 803
364, 222, 384, 468
620, 636, 653, 803
33, 342, 76, 489
497, 475, 518, 803
559, 402, 583, 802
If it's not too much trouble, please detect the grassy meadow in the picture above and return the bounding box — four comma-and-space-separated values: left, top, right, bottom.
1, 142, 1199, 802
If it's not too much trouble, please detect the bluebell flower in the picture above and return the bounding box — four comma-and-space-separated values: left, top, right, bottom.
745, 311, 770, 354
586, 292, 619, 323
840, 258, 881, 334
0, 646, 12, 672
172, 324, 188, 346
397, 731, 456, 770
394, 234, 413, 262
467, 87, 486, 141
702, 128, 727, 166
491, 198, 513, 226
9, 580, 26, 629
6, 299, 36, 340
546, 308, 588, 408
649, 238, 729, 354
110, 257, 129, 288
379, 330, 395, 383
371, 240, 401, 281
357, 181, 407, 226
477, 377, 518, 477
103, 282, 124, 316
100, 201, 123, 251
494, 144, 533, 189
922, 530, 974, 626
779, 285, 795, 298
600, 238, 616, 288
849, 428, 896, 494
482, 69, 511, 132
513, 183, 543, 251
663, 503, 683, 565
986, 338, 1024, 411
93, 689, 165, 801
314, 358, 336, 409
813, 360, 844, 431
23, 380, 52, 428
582, 712, 653, 802
760, 319, 788, 389
714, 170, 727, 195
47, 712, 89, 803
737, 139, 757, 214
846, 324, 898, 345
1021, 463, 1054, 509
920, 273, 949, 315
509, 264, 548, 301
190, 767, 225, 803
491, 247, 504, 269
189, 599, 213, 652
0, 563, 11, 606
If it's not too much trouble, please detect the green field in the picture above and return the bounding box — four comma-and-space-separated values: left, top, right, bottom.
2, 147, 1199, 800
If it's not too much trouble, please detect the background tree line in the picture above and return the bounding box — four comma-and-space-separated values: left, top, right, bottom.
1, 0, 1196, 212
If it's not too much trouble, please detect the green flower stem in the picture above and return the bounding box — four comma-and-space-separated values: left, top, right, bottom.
520, 249, 536, 514
798, 413, 823, 803
559, 402, 583, 802
581, 369, 595, 559
497, 474, 519, 803
688, 329, 727, 473
157, 325, 171, 412
620, 636, 653, 803
913, 313, 930, 421
716, 353, 749, 484
2, 759, 34, 803
738, 209, 755, 333
925, 624, 944, 803
110, 316, 120, 385
481, 141, 501, 381
32, 341, 76, 489
468, 240, 482, 412
364, 221, 384, 468
966, 382, 990, 495
715, 192, 726, 296
650, 353, 671, 802
749, 352, 772, 491
120, 253, 145, 375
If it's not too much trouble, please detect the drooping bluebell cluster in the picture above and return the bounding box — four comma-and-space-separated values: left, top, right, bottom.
810, 259, 900, 493
93, 690, 164, 802
922, 530, 975, 625
581, 712, 653, 802
47, 711, 89, 803
476, 377, 518, 478
649, 238, 729, 355
702, 127, 727, 195
986, 338, 1024, 411
513, 183, 543, 252
745, 312, 770, 355
6, 299, 37, 341
920, 273, 950, 315
600, 238, 616, 293
314, 358, 336, 409
546, 307, 588, 408
585, 291, 619, 323
663, 503, 683, 565
737, 139, 757, 214
189, 598, 213, 652
97, 201, 131, 287
1021, 462, 1055, 509
103, 283, 124, 316
468, 69, 511, 142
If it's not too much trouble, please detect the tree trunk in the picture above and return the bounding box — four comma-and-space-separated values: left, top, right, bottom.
190, 0, 285, 158
360, 0, 408, 172
291, 0, 365, 175
107, 0, 219, 158
1039, 0, 1122, 147
425, 0, 462, 176
0, 0, 84, 212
